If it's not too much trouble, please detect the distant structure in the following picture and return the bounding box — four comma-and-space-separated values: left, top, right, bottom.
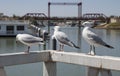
0, 13, 9, 20
48, 2, 82, 18
0, 13, 4, 17
83, 13, 107, 19
0, 20, 31, 37
110, 17, 120, 23
23, 13, 47, 18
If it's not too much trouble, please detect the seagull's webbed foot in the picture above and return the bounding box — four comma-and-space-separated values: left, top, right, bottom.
24, 51, 29, 54
60, 45, 64, 52
24, 46, 30, 54
88, 50, 95, 56
58, 44, 64, 52
58, 49, 64, 52
87, 45, 96, 56
58, 44, 61, 51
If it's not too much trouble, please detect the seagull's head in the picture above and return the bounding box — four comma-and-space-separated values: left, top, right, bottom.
54, 26, 60, 31
82, 21, 97, 28
16, 34, 21, 43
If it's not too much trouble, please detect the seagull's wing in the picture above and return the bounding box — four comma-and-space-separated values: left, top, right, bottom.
21, 35, 43, 44
89, 34, 105, 44
58, 35, 70, 44
55, 32, 74, 47
87, 32, 111, 47
90, 33, 114, 49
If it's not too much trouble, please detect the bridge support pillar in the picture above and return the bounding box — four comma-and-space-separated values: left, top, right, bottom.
87, 67, 112, 76
100, 69, 112, 76
77, 21, 81, 51
0, 67, 6, 76
43, 62, 56, 76
87, 67, 99, 76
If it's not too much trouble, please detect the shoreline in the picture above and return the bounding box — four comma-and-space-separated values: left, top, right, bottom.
95, 22, 120, 30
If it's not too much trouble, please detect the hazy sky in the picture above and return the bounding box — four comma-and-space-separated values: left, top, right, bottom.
0, 0, 119, 17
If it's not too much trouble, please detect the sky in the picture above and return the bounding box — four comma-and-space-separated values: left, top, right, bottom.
0, 0, 119, 17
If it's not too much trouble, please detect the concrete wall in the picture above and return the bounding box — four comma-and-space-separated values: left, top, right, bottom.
110, 17, 120, 23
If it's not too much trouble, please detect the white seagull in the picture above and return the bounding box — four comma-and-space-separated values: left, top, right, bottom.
82, 21, 114, 55
16, 34, 44, 53
52, 26, 80, 51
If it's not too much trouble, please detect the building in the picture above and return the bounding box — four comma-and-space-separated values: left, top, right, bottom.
0, 13, 4, 17
110, 17, 120, 23
0, 20, 32, 37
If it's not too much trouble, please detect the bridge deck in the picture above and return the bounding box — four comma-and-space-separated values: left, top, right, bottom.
23, 17, 108, 20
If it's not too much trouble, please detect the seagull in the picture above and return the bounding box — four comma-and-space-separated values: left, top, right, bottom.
52, 26, 80, 51
82, 21, 114, 55
16, 34, 44, 53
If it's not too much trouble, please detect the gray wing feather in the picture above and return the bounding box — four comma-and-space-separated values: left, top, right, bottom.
55, 32, 73, 46
88, 33, 107, 46
22, 36, 43, 43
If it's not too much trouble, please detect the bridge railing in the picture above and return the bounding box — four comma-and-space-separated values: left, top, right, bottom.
0, 50, 119, 76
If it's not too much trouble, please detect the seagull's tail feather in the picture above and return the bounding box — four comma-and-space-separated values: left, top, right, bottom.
70, 42, 80, 49
74, 45, 80, 49
105, 44, 114, 49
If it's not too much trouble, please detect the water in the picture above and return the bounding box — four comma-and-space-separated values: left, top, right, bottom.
0, 26, 120, 76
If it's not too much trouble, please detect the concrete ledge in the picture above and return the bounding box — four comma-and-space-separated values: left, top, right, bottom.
50, 51, 120, 71
0, 51, 50, 67
0, 50, 120, 71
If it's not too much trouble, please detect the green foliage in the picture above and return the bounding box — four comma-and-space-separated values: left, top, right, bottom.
108, 22, 120, 26
106, 22, 120, 29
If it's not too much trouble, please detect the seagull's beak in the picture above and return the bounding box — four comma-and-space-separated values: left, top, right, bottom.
80, 25, 84, 27
79, 24, 85, 28
16, 40, 18, 43
16, 37, 18, 43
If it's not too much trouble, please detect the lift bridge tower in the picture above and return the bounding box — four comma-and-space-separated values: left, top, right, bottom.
48, 2, 82, 50
47, 1, 82, 31
48, 2, 82, 18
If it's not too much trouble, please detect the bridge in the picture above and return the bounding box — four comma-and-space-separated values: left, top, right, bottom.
23, 12, 109, 21
23, 2, 108, 21
0, 50, 120, 76
23, 13, 47, 18
23, 16, 107, 21
83, 13, 108, 19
